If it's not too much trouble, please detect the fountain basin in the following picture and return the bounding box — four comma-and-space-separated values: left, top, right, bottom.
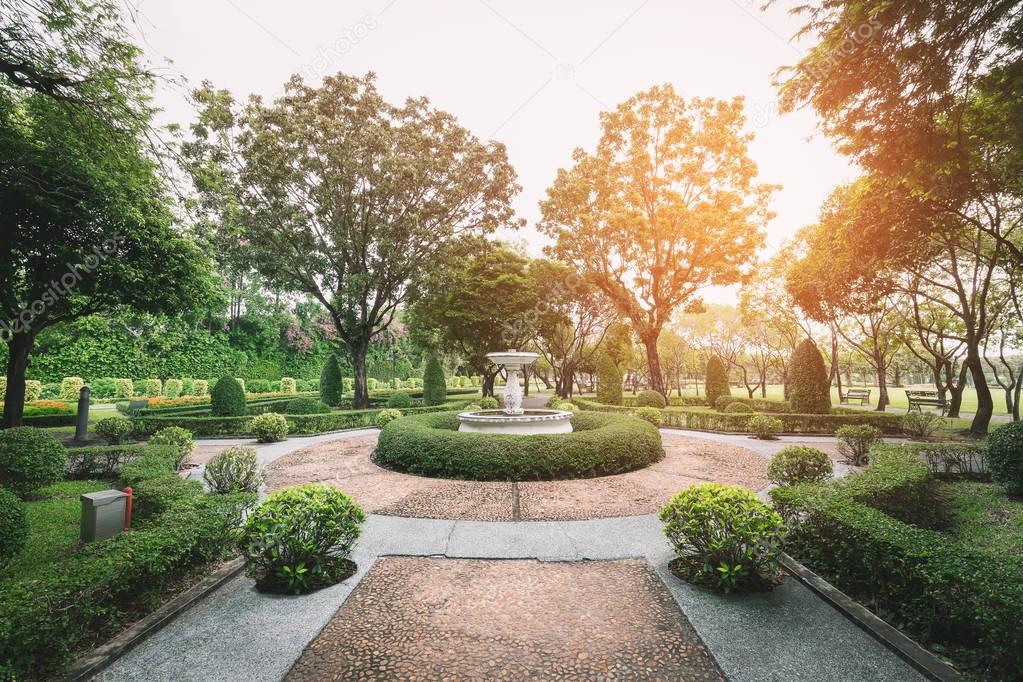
457, 409, 573, 435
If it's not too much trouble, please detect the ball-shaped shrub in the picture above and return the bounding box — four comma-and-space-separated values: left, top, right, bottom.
280, 377, 297, 394
748, 414, 783, 439
788, 339, 831, 414
479, 396, 500, 410
285, 397, 332, 415
836, 424, 882, 466
95, 416, 134, 445
767, 446, 833, 487
986, 421, 1023, 495
660, 483, 785, 593
204, 446, 264, 494
724, 401, 753, 414
595, 353, 623, 406
0, 487, 28, 568
211, 375, 246, 417
251, 413, 289, 443
635, 390, 667, 409
376, 408, 402, 428
240, 484, 365, 594
60, 377, 85, 401
705, 356, 731, 408
148, 426, 195, 461
192, 379, 209, 398
635, 406, 663, 426
422, 354, 447, 406
387, 391, 412, 408
714, 395, 737, 411
0, 427, 67, 497
320, 355, 343, 406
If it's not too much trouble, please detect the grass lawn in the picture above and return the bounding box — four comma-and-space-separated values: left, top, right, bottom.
944, 481, 1023, 561
1, 479, 112, 580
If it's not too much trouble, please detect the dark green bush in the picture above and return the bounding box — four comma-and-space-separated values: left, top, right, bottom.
240, 484, 365, 594
67, 444, 182, 479
767, 446, 833, 487
422, 354, 447, 406
704, 355, 730, 408
595, 353, 623, 405
0, 427, 67, 498
285, 397, 332, 415
210, 375, 246, 417
204, 446, 264, 494
247, 379, 271, 394
635, 390, 666, 408
132, 475, 203, 522
386, 391, 412, 408
788, 339, 831, 414
376, 411, 663, 480
88, 377, 118, 399
320, 355, 343, 406
986, 421, 1023, 494
0, 487, 28, 569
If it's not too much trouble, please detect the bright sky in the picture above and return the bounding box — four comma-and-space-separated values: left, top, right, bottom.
133, 0, 855, 304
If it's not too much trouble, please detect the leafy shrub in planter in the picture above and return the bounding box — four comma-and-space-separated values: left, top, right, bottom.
114, 378, 134, 399
479, 396, 500, 410
211, 375, 246, 417
423, 354, 447, 406
635, 406, 662, 426
240, 484, 365, 594
635, 390, 666, 409
285, 397, 332, 415
0, 487, 28, 568
60, 377, 85, 401
788, 339, 831, 414
247, 379, 271, 394
143, 378, 162, 397
902, 411, 942, 439
0, 427, 67, 497
148, 426, 195, 457
748, 414, 783, 439
95, 416, 133, 444
724, 401, 753, 414
986, 421, 1023, 494
192, 379, 209, 398
204, 446, 264, 494
387, 391, 412, 408
836, 424, 882, 466
251, 412, 289, 443
660, 483, 784, 593
376, 408, 402, 427
320, 356, 343, 406
705, 356, 730, 408
163, 378, 183, 398
595, 353, 623, 405
24, 380, 42, 402
767, 446, 833, 487
280, 377, 297, 394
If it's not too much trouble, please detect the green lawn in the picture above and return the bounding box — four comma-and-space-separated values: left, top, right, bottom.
944, 481, 1023, 561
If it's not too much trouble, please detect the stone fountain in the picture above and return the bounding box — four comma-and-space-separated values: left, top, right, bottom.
457, 350, 573, 434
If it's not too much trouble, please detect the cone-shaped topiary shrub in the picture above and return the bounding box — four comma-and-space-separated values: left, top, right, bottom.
596, 353, 623, 405
788, 338, 831, 414
705, 356, 730, 408
211, 375, 246, 417
423, 354, 447, 406
320, 355, 343, 406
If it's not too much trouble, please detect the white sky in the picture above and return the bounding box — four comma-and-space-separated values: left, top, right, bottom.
132, 0, 855, 304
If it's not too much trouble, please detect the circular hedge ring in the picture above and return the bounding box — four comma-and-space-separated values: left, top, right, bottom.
374, 411, 664, 481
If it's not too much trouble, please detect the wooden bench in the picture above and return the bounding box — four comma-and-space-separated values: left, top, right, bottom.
906, 390, 949, 416
839, 388, 871, 405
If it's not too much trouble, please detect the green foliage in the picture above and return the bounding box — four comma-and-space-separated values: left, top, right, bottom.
280, 377, 297, 394
836, 424, 882, 466
59, 377, 84, 401
546, 395, 563, 408
210, 375, 246, 417
203, 446, 264, 494
788, 339, 831, 414
901, 411, 943, 439
422, 354, 447, 406
192, 379, 209, 398
285, 397, 331, 415
94, 415, 133, 444
704, 356, 730, 407
163, 379, 182, 398
251, 412, 288, 443
986, 421, 1023, 494
0, 427, 67, 497
748, 414, 783, 439
247, 379, 271, 394
114, 378, 134, 399
376, 411, 663, 480
366, 378, 378, 391
147, 426, 195, 458
478, 396, 499, 410
24, 381, 42, 402
635, 390, 666, 408
767, 446, 833, 487
386, 391, 412, 408
634, 406, 663, 426
240, 484, 365, 594
87, 377, 117, 399
713, 395, 738, 411
319, 356, 343, 407
142, 379, 162, 397
375, 408, 402, 428
595, 353, 623, 405
724, 401, 753, 413
660, 483, 784, 593
0, 488, 28, 569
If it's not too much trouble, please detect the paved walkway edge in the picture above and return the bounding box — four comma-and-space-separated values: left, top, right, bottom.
62, 557, 246, 681
779, 553, 960, 681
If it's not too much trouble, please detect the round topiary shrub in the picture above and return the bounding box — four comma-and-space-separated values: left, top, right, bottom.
204, 446, 264, 494
705, 356, 731, 408
375, 411, 663, 481
714, 395, 737, 411
211, 375, 246, 417
148, 426, 195, 460
285, 397, 332, 415
748, 414, 783, 439
0, 427, 67, 498
320, 355, 343, 406
661, 483, 785, 593
95, 416, 133, 445
767, 446, 833, 487
986, 421, 1023, 495
788, 339, 831, 414
423, 354, 447, 406
386, 392, 412, 408
635, 390, 666, 409
0, 487, 28, 568
724, 401, 753, 414
479, 396, 500, 410
251, 413, 289, 443
595, 353, 623, 406
240, 484, 365, 594
635, 406, 663, 426
376, 409, 402, 428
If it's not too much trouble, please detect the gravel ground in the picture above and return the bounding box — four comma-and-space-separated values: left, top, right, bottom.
264, 430, 768, 521
286, 557, 725, 682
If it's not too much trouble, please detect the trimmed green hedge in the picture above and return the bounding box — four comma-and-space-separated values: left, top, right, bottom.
622, 395, 707, 408
374, 411, 664, 481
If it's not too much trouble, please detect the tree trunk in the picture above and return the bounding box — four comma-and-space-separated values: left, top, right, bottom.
640, 333, 666, 396
481, 369, 498, 397
874, 352, 889, 411
2, 332, 36, 428
947, 364, 968, 418
350, 343, 370, 409
1013, 364, 1022, 422
966, 348, 993, 435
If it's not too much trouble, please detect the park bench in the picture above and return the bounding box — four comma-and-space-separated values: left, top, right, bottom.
906, 390, 949, 416
839, 388, 871, 405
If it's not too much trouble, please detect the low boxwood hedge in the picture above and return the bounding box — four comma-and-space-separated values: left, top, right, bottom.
374, 411, 664, 481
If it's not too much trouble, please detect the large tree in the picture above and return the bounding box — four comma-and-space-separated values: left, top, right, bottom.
183, 72, 522, 407
538, 84, 775, 395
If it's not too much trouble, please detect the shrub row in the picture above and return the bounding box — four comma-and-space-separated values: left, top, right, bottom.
870, 442, 987, 479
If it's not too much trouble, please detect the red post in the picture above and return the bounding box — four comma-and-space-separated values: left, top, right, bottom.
123, 487, 133, 530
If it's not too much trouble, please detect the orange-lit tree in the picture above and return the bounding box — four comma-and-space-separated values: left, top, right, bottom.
538, 85, 775, 396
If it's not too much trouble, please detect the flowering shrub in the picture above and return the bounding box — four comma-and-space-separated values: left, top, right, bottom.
146, 395, 210, 409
